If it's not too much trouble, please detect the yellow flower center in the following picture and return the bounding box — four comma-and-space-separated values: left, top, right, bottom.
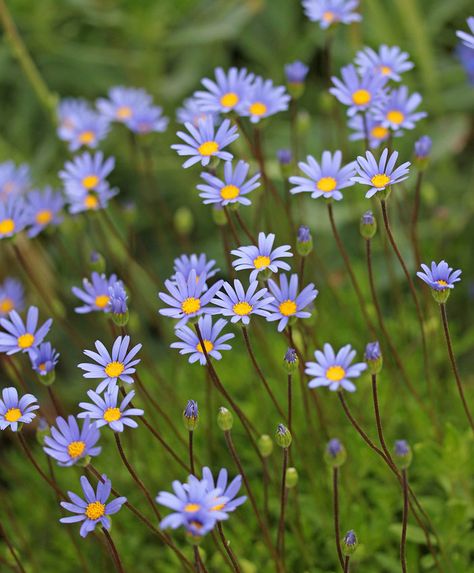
0, 298, 14, 313
103, 407, 122, 422
326, 365, 346, 382
317, 176, 337, 192
371, 126, 388, 140
220, 92, 239, 108
386, 110, 405, 125
322, 10, 335, 22
249, 102, 267, 117
212, 503, 226, 511
82, 175, 99, 190
84, 194, 99, 209
220, 184, 240, 200
198, 141, 219, 156
0, 218, 15, 235
437, 280, 448, 288
380, 65, 392, 76
233, 301, 253, 316
85, 501, 106, 520
116, 106, 132, 119
184, 503, 201, 513
38, 362, 47, 372
67, 440, 86, 459
371, 174, 391, 188
36, 210, 53, 225
253, 255, 271, 269
5, 408, 22, 422
94, 294, 110, 309
181, 297, 201, 315
17, 333, 35, 349
105, 361, 125, 378
279, 299, 297, 317
196, 339, 214, 354
352, 89, 372, 106
79, 131, 96, 145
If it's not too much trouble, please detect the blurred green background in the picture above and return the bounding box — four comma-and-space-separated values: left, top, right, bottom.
1, 0, 474, 571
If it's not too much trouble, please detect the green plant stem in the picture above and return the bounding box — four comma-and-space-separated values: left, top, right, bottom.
276, 447, 289, 566
401, 469, 409, 573
102, 527, 126, 573
333, 467, 344, 570
189, 430, 195, 476
233, 209, 256, 243
0, 522, 26, 573
410, 170, 424, 269
343, 556, 350, 573
217, 522, 242, 573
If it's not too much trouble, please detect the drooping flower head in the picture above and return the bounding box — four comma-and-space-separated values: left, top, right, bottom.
0, 161, 31, 200
211, 279, 274, 325
372, 86, 426, 132
72, 272, 121, 314
266, 274, 319, 332
330, 65, 387, 117
172, 116, 239, 168
417, 261, 462, 303
171, 315, 234, 365
194, 67, 255, 114
29, 342, 60, 378
302, 0, 362, 28
231, 232, 293, 281
290, 151, 356, 201
172, 253, 219, 284
352, 149, 411, 198
78, 335, 142, 394
96, 86, 153, 123
0, 278, 24, 317
0, 387, 39, 431
306, 343, 367, 392
457, 17, 474, 50
44, 416, 101, 466
240, 77, 290, 123
197, 160, 260, 207
60, 475, 126, 538
0, 196, 27, 239
355, 45, 414, 82
201, 467, 246, 514
347, 113, 392, 149
25, 187, 64, 238
78, 387, 143, 432
0, 306, 52, 355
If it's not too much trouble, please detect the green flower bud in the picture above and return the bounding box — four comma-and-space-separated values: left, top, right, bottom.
111, 310, 129, 327
360, 211, 377, 240
89, 251, 106, 273
296, 225, 313, 256
342, 530, 358, 556
393, 440, 412, 470
212, 207, 227, 227
364, 341, 383, 375
284, 348, 299, 374
324, 439, 347, 468
36, 418, 50, 445
183, 400, 199, 431
275, 424, 292, 448
217, 407, 233, 431
258, 434, 273, 457
174, 206, 194, 236
285, 467, 298, 488
37, 370, 55, 386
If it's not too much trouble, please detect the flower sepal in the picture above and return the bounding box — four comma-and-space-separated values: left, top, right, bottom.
37, 370, 56, 386
432, 288, 450, 304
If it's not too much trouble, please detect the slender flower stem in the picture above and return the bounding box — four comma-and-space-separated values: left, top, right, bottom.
223, 207, 241, 244
362, 113, 370, 151
102, 527, 126, 573
439, 304, 474, 431
276, 447, 289, 564
298, 256, 305, 286
287, 374, 293, 435
253, 128, 285, 208
193, 546, 200, 573
0, 522, 26, 573
47, 386, 65, 417
371, 374, 393, 463
410, 170, 424, 269
400, 470, 409, 573
343, 556, 350, 573
233, 210, 256, 243
188, 430, 196, 476
290, 98, 299, 162
332, 467, 344, 570
217, 523, 242, 573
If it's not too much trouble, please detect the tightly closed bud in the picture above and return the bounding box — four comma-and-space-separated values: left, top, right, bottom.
277, 149, 293, 178
89, 251, 105, 273
342, 530, 358, 556
324, 438, 347, 468
284, 348, 299, 374
285, 61, 309, 99
212, 206, 227, 227
297, 225, 313, 256
275, 424, 292, 448
217, 407, 233, 431
183, 400, 199, 431
393, 440, 412, 470
414, 135, 432, 170
109, 282, 129, 326
258, 434, 274, 457
36, 417, 50, 445
174, 206, 194, 235
285, 467, 299, 488
360, 210, 377, 239
365, 341, 383, 375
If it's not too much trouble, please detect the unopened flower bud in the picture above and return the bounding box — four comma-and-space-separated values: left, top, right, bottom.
36, 417, 50, 445
89, 251, 105, 273
297, 225, 313, 256
365, 341, 383, 375
277, 149, 293, 178
285, 61, 309, 99
342, 530, 358, 556
414, 135, 432, 171
393, 440, 412, 470
258, 434, 274, 457
108, 282, 129, 326
360, 210, 377, 239
217, 407, 233, 431
285, 467, 298, 488
183, 400, 199, 431
174, 206, 194, 235
324, 438, 347, 468
212, 206, 227, 227
275, 424, 292, 448
284, 348, 299, 374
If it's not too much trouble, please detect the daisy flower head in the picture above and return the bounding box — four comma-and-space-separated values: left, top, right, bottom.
25, 187, 64, 238
66, 110, 110, 152
172, 116, 238, 169
289, 151, 356, 201
240, 77, 290, 124
266, 273, 319, 332
72, 272, 120, 314
457, 17, 474, 50
107, 281, 128, 316
96, 86, 153, 124
172, 253, 219, 284
0, 387, 39, 431
231, 232, 293, 281
29, 342, 60, 382
0, 196, 27, 239
44, 415, 101, 467
330, 65, 388, 117
78, 387, 143, 432
170, 315, 234, 365
306, 343, 367, 392
0, 278, 24, 317
302, 0, 362, 28
0, 160, 31, 200
57, 98, 91, 140
347, 113, 392, 149
197, 160, 260, 207
285, 61, 310, 85
352, 148, 411, 198
176, 97, 218, 127
78, 335, 142, 394
372, 86, 427, 132
159, 270, 223, 327
211, 279, 274, 325
417, 260, 462, 303
201, 467, 246, 514
194, 67, 255, 114
125, 103, 169, 135
0, 306, 52, 355
60, 474, 126, 538
355, 45, 414, 82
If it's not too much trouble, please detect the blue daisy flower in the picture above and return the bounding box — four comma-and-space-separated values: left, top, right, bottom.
285, 61, 310, 84
96, 86, 153, 123
125, 104, 169, 135
78, 335, 142, 394
457, 41, 474, 85
352, 149, 411, 198
60, 475, 127, 538
240, 77, 290, 123
305, 343, 367, 392
0, 160, 31, 200
197, 160, 260, 207
170, 315, 234, 365
347, 113, 393, 149
330, 65, 387, 117
266, 274, 319, 332
211, 279, 274, 325
172, 253, 219, 284
0, 306, 52, 355
172, 116, 239, 169
25, 187, 64, 238
107, 282, 128, 315
302, 0, 362, 28
231, 232, 293, 281
66, 110, 110, 153
176, 97, 218, 127
0, 278, 24, 317
372, 86, 427, 132
194, 67, 255, 114
29, 342, 60, 378
0, 196, 27, 239
355, 45, 414, 82
417, 261, 462, 292
200, 467, 246, 514
44, 415, 102, 467
289, 151, 356, 201
457, 17, 474, 50
78, 387, 143, 432
0, 387, 39, 432
72, 272, 121, 314
57, 98, 91, 141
